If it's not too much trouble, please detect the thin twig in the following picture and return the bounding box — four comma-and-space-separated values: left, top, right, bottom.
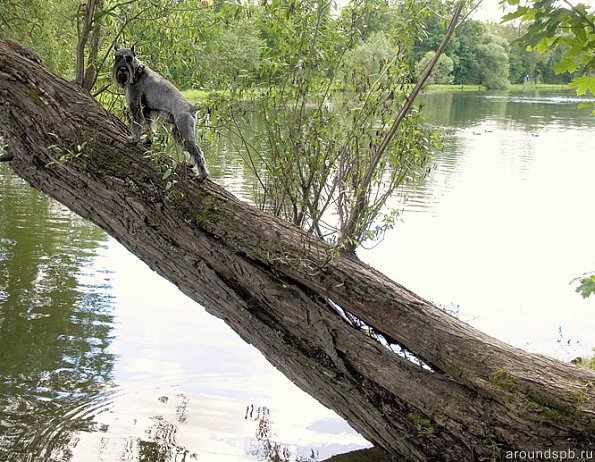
341, 1, 465, 244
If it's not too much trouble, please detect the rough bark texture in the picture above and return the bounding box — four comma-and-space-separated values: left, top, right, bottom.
1, 40, 594, 461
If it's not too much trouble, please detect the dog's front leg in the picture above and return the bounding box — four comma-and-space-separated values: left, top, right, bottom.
126, 91, 145, 144
143, 108, 157, 145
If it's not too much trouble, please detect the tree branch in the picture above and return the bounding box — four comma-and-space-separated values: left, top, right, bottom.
341, 1, 464, 248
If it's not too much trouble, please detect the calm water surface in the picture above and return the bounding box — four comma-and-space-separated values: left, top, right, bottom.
366, 90, 595, 357
1, 89, 594, 461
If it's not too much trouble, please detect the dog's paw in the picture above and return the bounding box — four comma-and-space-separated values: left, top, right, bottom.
190, 165, 209, 183
194, 170, 209, 183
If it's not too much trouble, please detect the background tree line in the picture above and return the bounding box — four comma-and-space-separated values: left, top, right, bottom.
0, 0, 585, 93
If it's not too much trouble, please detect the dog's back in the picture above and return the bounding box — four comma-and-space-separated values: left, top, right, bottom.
134, 66, 196, 117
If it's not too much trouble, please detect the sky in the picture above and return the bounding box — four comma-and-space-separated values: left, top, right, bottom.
471, 0, 595, 22
471, 1, 509, 22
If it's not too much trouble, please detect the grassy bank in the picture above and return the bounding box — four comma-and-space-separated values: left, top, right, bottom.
508, 83, 569, 91
425, 84, 486, 92
183, 87, 265, 103
572, 352, 595, 370
182, 88, 212, 102
182, 83, 573, 102
423, 83, 570, 93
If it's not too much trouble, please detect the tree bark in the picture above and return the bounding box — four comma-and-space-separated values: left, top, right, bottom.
1, 40, 594, 461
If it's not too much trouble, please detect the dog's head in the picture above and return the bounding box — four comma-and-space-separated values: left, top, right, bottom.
113, 43, 143, 87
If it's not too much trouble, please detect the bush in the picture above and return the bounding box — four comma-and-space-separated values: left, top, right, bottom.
415, 51, 454, 85
343, 32, 397, 79
202, 20, 263, 86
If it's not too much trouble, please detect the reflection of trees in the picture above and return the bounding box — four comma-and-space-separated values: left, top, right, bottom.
0, 166, 114, 460
142, 394, 193, 462
246, 404, 319, 462
137, 416, 191, 462
126, 393, 196, 462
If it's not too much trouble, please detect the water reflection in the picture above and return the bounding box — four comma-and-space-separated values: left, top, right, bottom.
364, 90, 595, 359
246, 405, 319, 462
200, 126, 263, 202
0, 165, 114, 460
135, 394, 195, 462
0, 163, 368, 460
418, 89, 595, 130
2, 88, 593, 460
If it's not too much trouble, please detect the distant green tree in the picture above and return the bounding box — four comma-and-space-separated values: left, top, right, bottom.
339, 0, 395, 42
415, 51, 454, 85
452, 20, 510, 89
255, 0, 340, 85
452, 19, 485, 85
410, 0, 460, 65
342, 31, 396, 80
0, 0, 79, 77
477, 35, 510, 89
110, 0, 214, 89
208, 0, 461, 252
202, 19, 264, 85
534, 47, 574, 84
484, 20, 578, 85
508, 41, 543, 83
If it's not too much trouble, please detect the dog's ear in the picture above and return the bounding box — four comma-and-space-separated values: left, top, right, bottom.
113, 42, 119, 51
131, 44, 137, 56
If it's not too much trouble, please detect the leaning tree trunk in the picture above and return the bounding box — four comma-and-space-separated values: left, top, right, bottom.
1, 40, 594, 461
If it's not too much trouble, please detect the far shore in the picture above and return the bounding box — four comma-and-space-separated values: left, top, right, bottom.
181, 83, 572, 103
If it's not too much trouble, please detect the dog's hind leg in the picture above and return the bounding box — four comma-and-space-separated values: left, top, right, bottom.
175, 113, 209, 182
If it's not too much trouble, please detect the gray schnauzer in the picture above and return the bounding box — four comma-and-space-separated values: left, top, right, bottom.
113, 43, 209, 182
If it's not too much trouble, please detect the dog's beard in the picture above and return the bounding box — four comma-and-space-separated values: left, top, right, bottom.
115, 66, 132, 86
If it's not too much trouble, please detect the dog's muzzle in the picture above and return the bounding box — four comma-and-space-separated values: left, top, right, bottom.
115, 65, 132, 86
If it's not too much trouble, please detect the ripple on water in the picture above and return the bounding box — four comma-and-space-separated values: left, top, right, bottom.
39, 376, 368, 462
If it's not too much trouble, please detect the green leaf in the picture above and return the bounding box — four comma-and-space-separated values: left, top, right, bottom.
552, 55, 580, 74
577, 101, 595, 110
576, 275, 595, 299
568, 76, 595, 96
502, 7, 530, 21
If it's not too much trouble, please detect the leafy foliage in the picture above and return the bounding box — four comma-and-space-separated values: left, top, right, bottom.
3, 0, 590, 94
15, 0, 593, 253
476, 35, 510, 89
415, 51, 454, 85
206, 0, 447, 252
575, 274, 595, 299
502, 0, 595, 106
0, 0, 79, 77
343, 32, 397, 81
451, 19, 485, 85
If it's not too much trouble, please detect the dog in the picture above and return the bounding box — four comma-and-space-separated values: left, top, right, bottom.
113, 43, 209, 182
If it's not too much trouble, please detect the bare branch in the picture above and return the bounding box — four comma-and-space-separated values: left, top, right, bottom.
340, 1, 465, 250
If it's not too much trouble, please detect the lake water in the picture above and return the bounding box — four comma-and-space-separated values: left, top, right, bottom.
1, 89, 594, 461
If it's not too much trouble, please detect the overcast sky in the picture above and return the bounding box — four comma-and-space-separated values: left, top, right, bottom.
470, 1, 508, 22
